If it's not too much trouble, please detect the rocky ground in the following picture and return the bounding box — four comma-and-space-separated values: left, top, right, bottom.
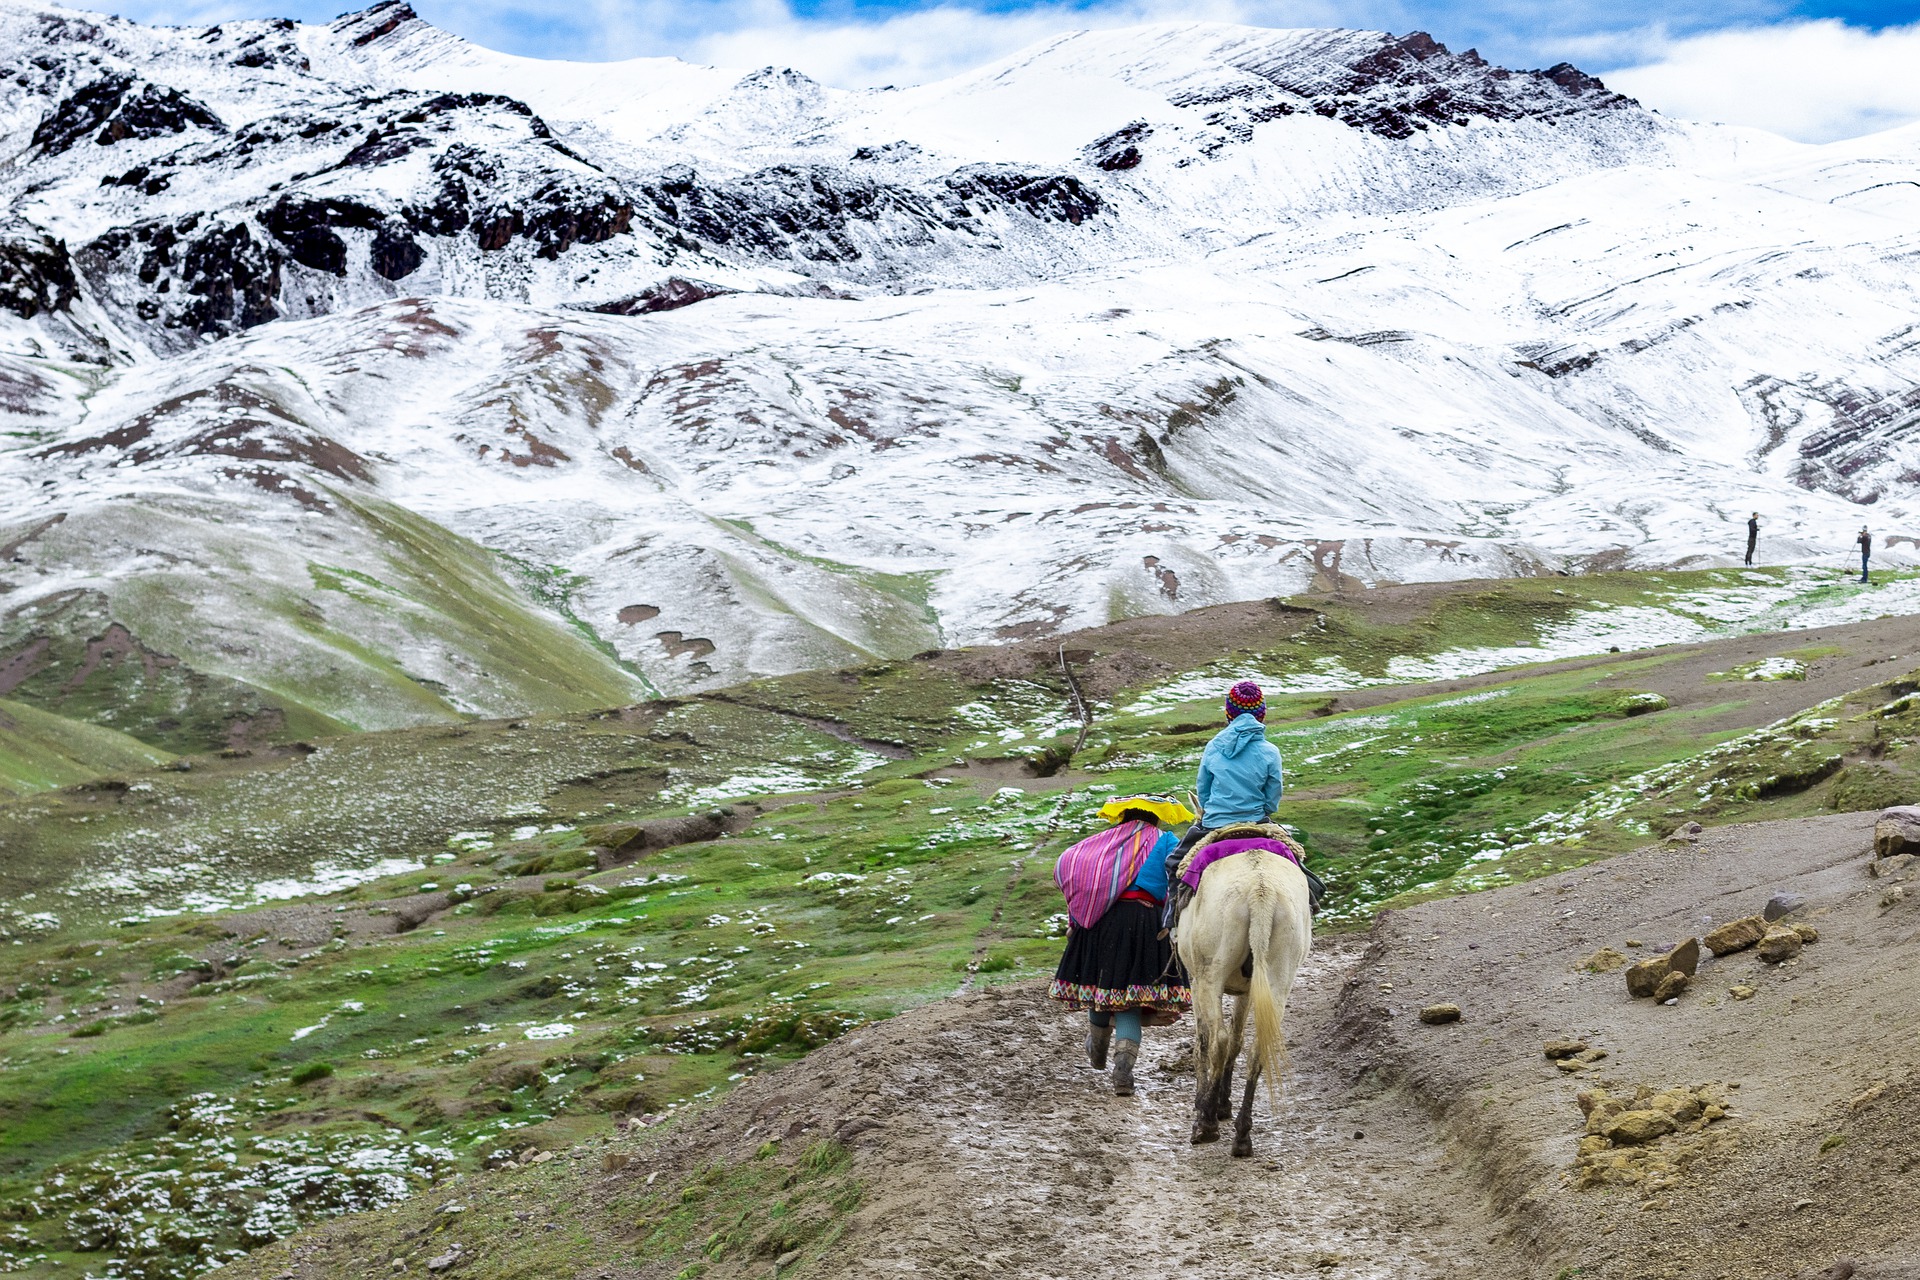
228, 806, 1920, 1280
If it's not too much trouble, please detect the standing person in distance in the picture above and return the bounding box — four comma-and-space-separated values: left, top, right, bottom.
1745, 512, 1760, 567
1859, 526, 1873, 584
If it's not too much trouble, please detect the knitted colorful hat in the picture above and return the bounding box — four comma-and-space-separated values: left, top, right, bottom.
1225, 680, 1267, 721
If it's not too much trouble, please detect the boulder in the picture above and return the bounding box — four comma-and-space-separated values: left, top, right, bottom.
1418, 1003, 1461, 1025
1654, 971, 1690, 1002
1625, 956, 1670, 998
1604, 1109, 1677, 1145
1873, 806, 1920, 858
1757, 926, 1804, 963
1664, 937, 1700, 977
1764, 893, 1807, 921
1704, 915, 1768, 955
1666, 820, 1704, 842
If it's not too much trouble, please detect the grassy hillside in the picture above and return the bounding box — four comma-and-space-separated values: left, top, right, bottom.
0, 697, 174, 798
3, 567, 1920, 1277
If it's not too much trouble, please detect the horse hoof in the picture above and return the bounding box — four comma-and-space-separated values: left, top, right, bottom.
1231, 1138, 1253, 1158
1190, 1123, 1220, 1145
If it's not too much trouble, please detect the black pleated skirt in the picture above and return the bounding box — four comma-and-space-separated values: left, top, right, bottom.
1047, 899, 1191, 1013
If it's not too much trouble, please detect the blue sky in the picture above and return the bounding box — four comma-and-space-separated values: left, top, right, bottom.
106, 0, 1920, 139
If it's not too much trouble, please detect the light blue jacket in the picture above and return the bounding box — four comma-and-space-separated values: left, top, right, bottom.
1198, 716, 1284, 826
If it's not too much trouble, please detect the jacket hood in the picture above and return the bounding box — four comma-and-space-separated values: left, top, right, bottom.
1218, 714, 1267, 758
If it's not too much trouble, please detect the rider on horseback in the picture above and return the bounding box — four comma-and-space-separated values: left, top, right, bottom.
1163, 681, 1324, 920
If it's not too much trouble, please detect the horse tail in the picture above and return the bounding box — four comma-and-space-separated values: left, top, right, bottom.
1245, 856, 1288, 1109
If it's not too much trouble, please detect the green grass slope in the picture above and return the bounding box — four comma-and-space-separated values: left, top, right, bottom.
3, 568, 1920, 1277
0, 697, 173, 797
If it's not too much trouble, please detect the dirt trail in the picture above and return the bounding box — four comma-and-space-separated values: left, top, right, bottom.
844, 948, 1510, 1280
234, 809, 1920, 1280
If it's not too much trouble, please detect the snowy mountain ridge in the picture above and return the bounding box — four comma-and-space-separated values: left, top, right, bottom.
5, 1, 1920, 745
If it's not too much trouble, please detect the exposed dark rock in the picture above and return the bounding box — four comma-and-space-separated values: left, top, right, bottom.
581, 277, 732, 316
260, 195, 384, 276
0, 225, 79, 319
96, 82, 225, 145
370, 224, 425, 280
1087, 121, 1152, 171
945, 167, 1102, 224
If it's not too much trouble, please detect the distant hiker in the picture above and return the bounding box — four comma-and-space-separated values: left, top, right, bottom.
1859, 527, 1873, 583
1049, 795, 1195, 1096
1745, 513, 1760, 566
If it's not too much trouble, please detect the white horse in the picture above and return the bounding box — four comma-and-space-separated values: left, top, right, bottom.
1173, 827, 1314, 1157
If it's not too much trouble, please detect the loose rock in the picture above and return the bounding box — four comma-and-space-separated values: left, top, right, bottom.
1757, 925, 1804, 963
1625, 956, 1670, 998
1544, 1040, 1589, 1059
1791, 922, 1820, 943
1764, 893, 1807, 921
1664, 937, 1700, 977
1653, 971, 1689, 1001
1604, 1109, 1677, 1145
1704, 915, 1768, 955
1418, 1003, 1461, 1025
1873, 805, 1920, 858
1730, 984, 1757, 1000
1869, 853, 1912, 879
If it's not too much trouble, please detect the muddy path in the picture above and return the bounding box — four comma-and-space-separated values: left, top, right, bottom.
862, 951, 1512, 1280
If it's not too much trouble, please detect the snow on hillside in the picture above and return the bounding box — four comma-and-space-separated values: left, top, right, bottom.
4, 0, 1920, 729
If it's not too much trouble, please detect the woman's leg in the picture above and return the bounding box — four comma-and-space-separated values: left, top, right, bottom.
1110, 1009, 1143, 1096
1085, 1009, 1112, 1069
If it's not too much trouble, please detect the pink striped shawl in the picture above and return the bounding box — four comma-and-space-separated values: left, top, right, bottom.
1054, 820, 1160, 929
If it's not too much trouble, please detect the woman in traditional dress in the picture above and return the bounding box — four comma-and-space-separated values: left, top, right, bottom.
1048, 795, 1195, 1096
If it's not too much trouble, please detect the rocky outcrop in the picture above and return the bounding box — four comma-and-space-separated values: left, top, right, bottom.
31, 73, 224, 155
0, 225, 78, 319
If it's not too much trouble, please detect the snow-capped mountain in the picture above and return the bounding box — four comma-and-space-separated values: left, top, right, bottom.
5, 0, 1920, 739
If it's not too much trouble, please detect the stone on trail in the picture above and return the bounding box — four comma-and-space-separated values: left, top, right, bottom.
1730, 984, 1757, 1000
1764, 892, 1807, 921
1869, 853, 1912, 879
1582, 946, 1629, 973
1625, 956, 1670, 998
1704, 915, 1769, 955
1664, 937, 1700, 977
1791, 922, 1820, 943
1543, 1040, 1589, 1059
1418, 1003, 1462, 1024
1653, 971, 1690, 1002
1604, 1109, 1678, 1145
1757, 925, 1804, 963
1874, 806, 1920, 859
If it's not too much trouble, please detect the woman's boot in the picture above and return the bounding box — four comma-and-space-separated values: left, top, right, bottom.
1085, 1022, 1112, 1070
1111, 1040, 1139, 1096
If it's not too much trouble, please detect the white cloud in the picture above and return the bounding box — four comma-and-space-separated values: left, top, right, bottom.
1604, 20, 1920, 143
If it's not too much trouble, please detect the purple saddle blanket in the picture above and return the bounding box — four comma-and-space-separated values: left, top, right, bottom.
1180, 837, 1303, 889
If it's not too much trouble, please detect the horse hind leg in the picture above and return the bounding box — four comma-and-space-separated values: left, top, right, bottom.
1211, 988, 1250, 1122
1231, 1058, 1260, 1158
1189, 1006, 1220, 1144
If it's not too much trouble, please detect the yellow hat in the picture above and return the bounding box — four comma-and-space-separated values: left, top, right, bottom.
1097, 794, 1196, 826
